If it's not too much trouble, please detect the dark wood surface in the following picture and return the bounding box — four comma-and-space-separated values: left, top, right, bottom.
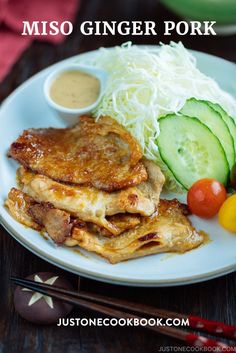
0, 0, 235, 352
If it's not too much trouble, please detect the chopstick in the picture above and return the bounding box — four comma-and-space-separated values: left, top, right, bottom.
11, 276, 236, 340
11, 277, 236, 350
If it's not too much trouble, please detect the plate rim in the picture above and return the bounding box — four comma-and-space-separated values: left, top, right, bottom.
1, 46, 236, 286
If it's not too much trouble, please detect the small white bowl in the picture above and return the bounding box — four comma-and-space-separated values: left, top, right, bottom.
44, 64, 107, 125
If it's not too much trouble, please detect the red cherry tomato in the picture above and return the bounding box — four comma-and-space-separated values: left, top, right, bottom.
187, 178, 227, 218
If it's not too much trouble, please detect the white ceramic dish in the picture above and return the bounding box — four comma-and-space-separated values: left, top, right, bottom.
44, 64, 107, 125
0, 47, 236, 287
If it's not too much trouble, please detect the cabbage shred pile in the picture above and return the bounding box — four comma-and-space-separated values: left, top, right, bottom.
80, 42, 236, 191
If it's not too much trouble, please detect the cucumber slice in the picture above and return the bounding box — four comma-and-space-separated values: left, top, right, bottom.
181, 98, 235, 169
157, 114, 229, 189
208, 102, 236, 159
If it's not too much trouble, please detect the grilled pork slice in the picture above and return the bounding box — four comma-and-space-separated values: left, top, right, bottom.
70, 199, 203, 263
5, 190, 203, 263
5, 189, 143, 242
8, 115, 148, 192
17, 159, 165, 236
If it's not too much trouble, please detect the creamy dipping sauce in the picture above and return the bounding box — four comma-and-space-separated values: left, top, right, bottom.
50, 70, 100, 109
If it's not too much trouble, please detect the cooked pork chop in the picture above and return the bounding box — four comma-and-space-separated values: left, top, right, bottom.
9, 115, 148, 191
70, 199, 203, 263
5, 190, 203, 263
5, 189, 142, 239
17, 159, 165, 235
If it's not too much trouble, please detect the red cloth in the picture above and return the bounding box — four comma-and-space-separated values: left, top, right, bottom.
0, 0, 79, 82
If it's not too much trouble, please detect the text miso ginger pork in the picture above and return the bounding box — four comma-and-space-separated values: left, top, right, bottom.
6, 115, 203, 263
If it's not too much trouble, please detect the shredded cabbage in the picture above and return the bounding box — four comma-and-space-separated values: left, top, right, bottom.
78, 42, 236, 191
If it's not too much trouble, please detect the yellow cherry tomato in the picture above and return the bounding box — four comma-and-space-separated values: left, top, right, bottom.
218, 195, 236, 232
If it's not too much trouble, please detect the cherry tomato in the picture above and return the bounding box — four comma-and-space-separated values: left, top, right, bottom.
187, 178, 227, 218
218, 195, 236, 232
230, 163, 236, 190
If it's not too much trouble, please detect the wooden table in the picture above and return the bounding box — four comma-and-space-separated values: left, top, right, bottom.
0, 0, 235, 352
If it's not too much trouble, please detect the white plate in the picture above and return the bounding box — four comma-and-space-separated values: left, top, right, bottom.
0, 47, 236, 287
